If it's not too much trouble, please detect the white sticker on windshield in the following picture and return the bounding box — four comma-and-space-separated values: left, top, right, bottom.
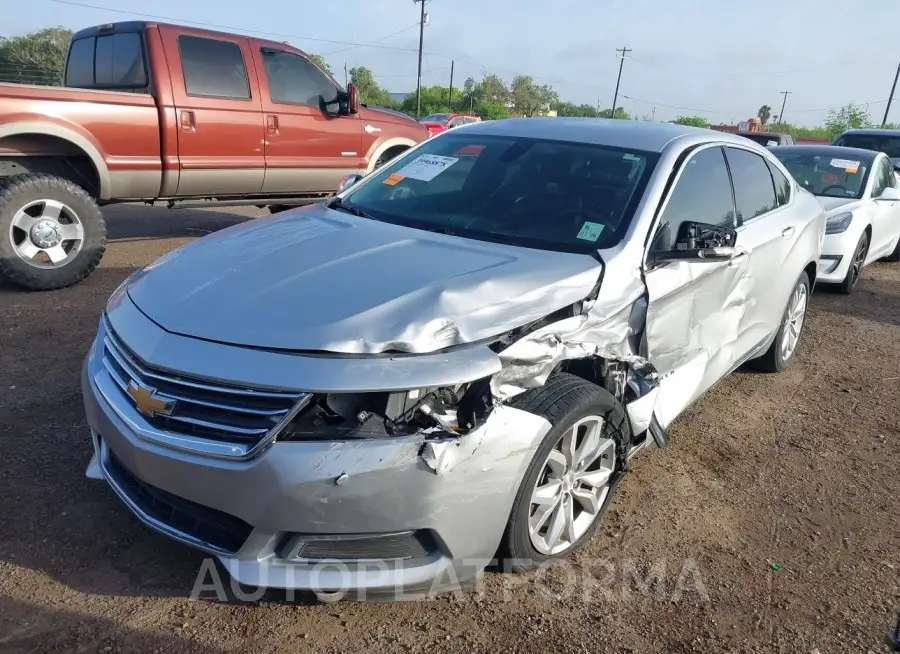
576, 221, 605, 242
830, 158, 860, 173
394, 154, 459, 181
767, 140, 778, 146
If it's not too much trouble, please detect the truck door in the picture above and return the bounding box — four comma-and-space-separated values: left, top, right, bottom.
158, 27, 265, 196
251, 47, 363, 195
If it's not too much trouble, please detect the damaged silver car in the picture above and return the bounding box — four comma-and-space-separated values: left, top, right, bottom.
81, 118, 825, 598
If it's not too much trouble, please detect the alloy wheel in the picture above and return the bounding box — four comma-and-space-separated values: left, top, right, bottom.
9, 199, 84, 269
780, 282, 808, 361
849, 234, 868, 289
528, 415, 616, 555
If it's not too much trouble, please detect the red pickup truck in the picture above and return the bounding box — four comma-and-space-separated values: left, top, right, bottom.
0, 21, 428, 290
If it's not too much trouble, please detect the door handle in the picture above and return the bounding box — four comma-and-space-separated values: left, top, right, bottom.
266, 115, 279, 135
180, 110, 195, 130
781, 226, 796, 239
364, 124, 381, 134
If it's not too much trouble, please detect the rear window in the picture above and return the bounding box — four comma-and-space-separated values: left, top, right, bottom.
178, 35, 251, 100
64, 33, 147, 89
832, 133, 900, 158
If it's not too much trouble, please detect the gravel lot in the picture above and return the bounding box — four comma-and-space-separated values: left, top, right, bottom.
1, 204, 898, 653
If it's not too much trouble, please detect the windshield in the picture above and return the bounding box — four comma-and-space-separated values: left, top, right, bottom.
337, 133, 660, 252
773, 151, 871, 199
832, 133, 900, 158
421, 113, 450, 124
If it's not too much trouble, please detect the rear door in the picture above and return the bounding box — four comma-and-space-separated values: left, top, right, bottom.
867, 155, 900, 257
642, 145, 749, 428
253, 47, 363, 195
159, 27, 265, 196
723, 145, 797, 350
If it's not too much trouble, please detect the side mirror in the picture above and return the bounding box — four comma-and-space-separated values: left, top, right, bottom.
346, 82, 360, 115
877, 186, 900, 201
648, 220, 739, 265
337, 174, 363, 193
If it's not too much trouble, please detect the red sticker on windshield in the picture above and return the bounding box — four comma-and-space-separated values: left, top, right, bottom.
454, 145, 484, 156
821, 172, 838, 185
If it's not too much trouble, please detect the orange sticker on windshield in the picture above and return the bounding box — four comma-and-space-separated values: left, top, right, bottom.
383, 173, 404, 186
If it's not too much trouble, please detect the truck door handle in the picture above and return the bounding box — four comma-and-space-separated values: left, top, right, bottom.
266, 115, 279, 135
180, 110, 195, 130
781, 226, 795, 239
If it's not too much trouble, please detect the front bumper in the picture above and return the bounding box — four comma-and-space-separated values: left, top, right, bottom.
81, 303, 550, 597
816, 229, 863, 284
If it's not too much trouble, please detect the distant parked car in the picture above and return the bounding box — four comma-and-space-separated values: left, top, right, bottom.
737, 131, 794, 147
419, 113, 481, 137
771, 144, 900, 294
831, 128, 900, 171
83, 119, 824, 599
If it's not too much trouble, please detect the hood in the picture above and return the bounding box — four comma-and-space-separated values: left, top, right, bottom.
125, 204, 603, 355
359, 105, 420, 127
817, 196, 860, 213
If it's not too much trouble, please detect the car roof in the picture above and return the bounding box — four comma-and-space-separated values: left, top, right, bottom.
769, 144, 880, 162
835, 128, 900, 137
459, 117, 759, 153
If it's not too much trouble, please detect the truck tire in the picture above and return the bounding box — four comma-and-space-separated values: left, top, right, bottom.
501, 373, 629, 572
0, 173, 106, 291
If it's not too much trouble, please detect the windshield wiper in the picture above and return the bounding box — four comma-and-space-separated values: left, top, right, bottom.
327, 196, 377, 220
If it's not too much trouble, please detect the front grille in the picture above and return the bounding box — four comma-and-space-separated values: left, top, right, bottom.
105, 448, 253, 554
101, 316, 307, 449
279, 530, 438, 562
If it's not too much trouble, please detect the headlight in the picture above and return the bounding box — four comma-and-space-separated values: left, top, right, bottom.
825, 212, 853, 234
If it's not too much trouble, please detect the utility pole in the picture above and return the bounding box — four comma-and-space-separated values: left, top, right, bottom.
344, 62, 348, 89
414, 0, 426, 119
651, 106, 656, 122
448, 60, 454, 112
778, 90, 791, 125
611, 46, 631, 118
882, 61, 900, 126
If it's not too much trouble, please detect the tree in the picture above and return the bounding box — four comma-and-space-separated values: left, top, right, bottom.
0, 27, 72, 85
401, 84, 451, 117
673, 116, 709, 128
598, 107, 629, 120
757, 105, 772, 125
475, 100, 510, 120
307, 53, 333, 78
825, 102, 871, 137
509, 75, 557, 117
348, 66, 396, 108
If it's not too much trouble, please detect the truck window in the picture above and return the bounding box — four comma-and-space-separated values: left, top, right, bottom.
178, 35, 251, 100
64, 32, 147, 89
260, 49, 338, 107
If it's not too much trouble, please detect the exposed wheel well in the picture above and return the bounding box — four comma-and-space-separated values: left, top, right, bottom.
803, 260, 817, 289
0, 134, 101, 198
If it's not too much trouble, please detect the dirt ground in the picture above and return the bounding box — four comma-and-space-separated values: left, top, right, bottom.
0, 204, 897, 654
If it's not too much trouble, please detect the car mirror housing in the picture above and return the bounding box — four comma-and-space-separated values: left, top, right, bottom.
648, 220, 738, 265
877, 186, 900, 201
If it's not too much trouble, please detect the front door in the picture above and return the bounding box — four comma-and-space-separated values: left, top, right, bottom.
642, 145, 749, 428
160, 28, 266, 196
253, 48, 363, 195
868, 156, 900, 258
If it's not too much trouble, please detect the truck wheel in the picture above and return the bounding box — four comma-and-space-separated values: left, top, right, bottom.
501, 373, 628, 572
0, 173, 106, 291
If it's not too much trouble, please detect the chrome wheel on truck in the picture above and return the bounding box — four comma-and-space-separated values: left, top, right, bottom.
0, 173, 106, 291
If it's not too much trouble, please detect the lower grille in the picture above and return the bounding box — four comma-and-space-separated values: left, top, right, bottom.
101, 315, 308, 450
105, 449, 253, 555
279, 530, 438, 562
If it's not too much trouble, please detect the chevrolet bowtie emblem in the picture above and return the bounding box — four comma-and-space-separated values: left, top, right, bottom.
127, 381, 175, 418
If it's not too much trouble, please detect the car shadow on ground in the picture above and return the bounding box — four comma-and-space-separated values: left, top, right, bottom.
101, 204, 262, 241
813, 269, 899, 327
0, 596, 229, 652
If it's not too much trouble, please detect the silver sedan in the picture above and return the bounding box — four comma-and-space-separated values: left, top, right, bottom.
81, 117, 825, 600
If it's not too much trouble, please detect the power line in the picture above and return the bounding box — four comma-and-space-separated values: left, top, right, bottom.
320, 23, 420, 56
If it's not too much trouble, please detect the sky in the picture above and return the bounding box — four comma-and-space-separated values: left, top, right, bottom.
6, 0, 900, 126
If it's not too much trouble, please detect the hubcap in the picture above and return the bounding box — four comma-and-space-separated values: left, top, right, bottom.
528, 415, 616, 555
9, 199, 84, 269
780, 283, 808, 360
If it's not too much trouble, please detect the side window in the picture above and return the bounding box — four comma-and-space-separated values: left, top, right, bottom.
657, 147, 735, 249
260, 49, 338, 107
766, 160, 792, 207
178, 35, 250, 100
871, 158, 893, 197
725, 147, 778, 221
65, 37, 95, 87
94, 33, 146, 87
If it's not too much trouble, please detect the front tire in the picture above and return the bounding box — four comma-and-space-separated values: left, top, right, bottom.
836, 231, 868, 295
0, 173, 106, 291
752, 271, 810, 373
501, 373, 629, 572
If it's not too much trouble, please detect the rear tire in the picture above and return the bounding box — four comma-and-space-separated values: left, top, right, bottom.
501, 373, 629, 572
0, 173, 106, 291
751, 271, 810, 373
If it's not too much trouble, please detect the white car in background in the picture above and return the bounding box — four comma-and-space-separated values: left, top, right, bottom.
771, 144, 900, 294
